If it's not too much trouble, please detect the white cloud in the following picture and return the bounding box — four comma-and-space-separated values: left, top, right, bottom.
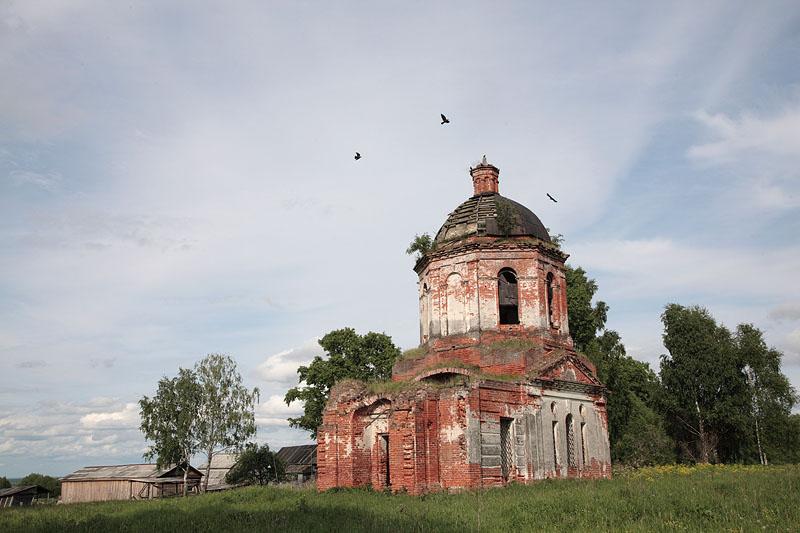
254, 395, 304, 428
688, 106, 800, 163
9, 170, 61, 191
783, 328, 800, 358
570, 238, 800, 301
750, 179, 800, 210
253, 338, 322, 384
769, 303, 800, 322
80, 402, 139, 429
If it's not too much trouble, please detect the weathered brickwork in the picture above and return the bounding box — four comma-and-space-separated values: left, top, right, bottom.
318, 160, 612, 493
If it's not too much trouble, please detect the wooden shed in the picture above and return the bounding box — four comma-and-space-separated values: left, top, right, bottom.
0, 485, 50, 507
276, 444, 317, 484
60, 464, 203, 503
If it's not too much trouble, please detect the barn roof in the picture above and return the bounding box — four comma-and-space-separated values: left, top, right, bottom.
61, 463, 203, 482
0, 485, 50, 497
197, 453, 238, 490
276, 444, 317, 475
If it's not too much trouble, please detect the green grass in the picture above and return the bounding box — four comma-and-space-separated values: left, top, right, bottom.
399, 346, 428, 361
2, 464, 798, 532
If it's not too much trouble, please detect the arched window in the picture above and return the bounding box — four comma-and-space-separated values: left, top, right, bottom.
498, 268, 519, 325
552, 420, 560, 467
545, 272, 555, 326
566, 414, 576, 467
420, 283, 430, 342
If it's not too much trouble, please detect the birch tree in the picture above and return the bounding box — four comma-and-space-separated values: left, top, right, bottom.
659, 304, 750, 463
140, 354, 259, 494
139, 368, 202, 496
195, 353, 260, 492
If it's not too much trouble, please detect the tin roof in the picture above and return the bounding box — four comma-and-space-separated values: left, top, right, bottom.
276, 444, 317, 474
197, 453, 238, 489
0, 485, 50, 497
61, 463, 202, 482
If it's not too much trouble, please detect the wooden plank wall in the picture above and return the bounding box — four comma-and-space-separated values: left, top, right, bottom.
61, 480, 156, 503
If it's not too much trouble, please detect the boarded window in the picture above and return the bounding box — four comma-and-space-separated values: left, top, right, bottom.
566, 414, 576, 467
500, 417, 513, 481
498, 268, 519, 325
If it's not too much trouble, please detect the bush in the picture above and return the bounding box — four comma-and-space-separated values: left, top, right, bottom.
225, 444, 287, 486
19, 473, 61, 498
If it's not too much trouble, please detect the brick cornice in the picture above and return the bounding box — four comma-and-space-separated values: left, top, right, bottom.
413, 239, 568, 275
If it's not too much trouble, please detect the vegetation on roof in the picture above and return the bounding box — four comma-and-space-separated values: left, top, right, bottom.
479, 338, 537, 354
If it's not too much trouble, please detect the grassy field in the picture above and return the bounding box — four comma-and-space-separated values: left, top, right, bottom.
1, 464, 798, 532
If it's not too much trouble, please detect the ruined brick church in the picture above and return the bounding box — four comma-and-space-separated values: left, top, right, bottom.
317, 158, 611, 493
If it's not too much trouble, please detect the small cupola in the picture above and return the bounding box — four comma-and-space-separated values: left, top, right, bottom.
470, 155, 499, 195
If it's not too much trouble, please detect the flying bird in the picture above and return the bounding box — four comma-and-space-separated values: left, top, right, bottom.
547, 193, 557, 203
440, 114, 450, 125
354, 152, 361, 160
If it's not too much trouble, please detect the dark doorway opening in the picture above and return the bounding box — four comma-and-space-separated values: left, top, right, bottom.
380, 434, 390, 487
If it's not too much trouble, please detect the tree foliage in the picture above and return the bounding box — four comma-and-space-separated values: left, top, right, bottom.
194, 354, 260, 491
285, 328, 401, 438
140, 354, 259, 493
0, 476, 10, 489
566, 262, 671, 467
734, 324, 799, 464
19, 473, 61, 497
225, 443, 287, 486
659, 304, 751, 463
545, 227, 564, 249
140, 367, 202, 495
585, 330, 674, 466
565, 265, 609, 352
495, 198, 520, 236
406, 233, 433, 259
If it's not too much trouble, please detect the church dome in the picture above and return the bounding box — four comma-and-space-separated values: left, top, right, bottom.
434, 159, 551, 245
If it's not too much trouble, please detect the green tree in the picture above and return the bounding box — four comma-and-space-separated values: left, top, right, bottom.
194, 354, 260, 492
140, 368, 202, 496
18, 473, 61, 498
659, 304, 750, 463
564, 259, 672, 466
225, 443, 286, 486
495, 198, 520, 236
585, 330, 674, 466
565, 265, 609, 352
285, 328, 401, 438
735, 324, 799, 464
140, 354, 260, 494
545, 227, 564, 249
406, 233, 433, 259
0, 476, 10, 489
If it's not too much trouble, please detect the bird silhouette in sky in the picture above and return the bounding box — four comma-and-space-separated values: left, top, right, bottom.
354, 152, 361, 160
440, 114, 450, 125
547, 193, 557, 203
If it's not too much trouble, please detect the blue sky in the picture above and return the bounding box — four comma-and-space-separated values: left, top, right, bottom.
1, 1, 799, 478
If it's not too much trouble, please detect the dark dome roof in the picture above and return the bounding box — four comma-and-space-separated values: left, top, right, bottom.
434, 193, 551, 244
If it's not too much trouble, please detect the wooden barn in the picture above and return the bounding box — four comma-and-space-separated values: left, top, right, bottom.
0, 485, 50, 507
197, 453, 238, 492
276, 444, 317, 484
60, 464, 203, 503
